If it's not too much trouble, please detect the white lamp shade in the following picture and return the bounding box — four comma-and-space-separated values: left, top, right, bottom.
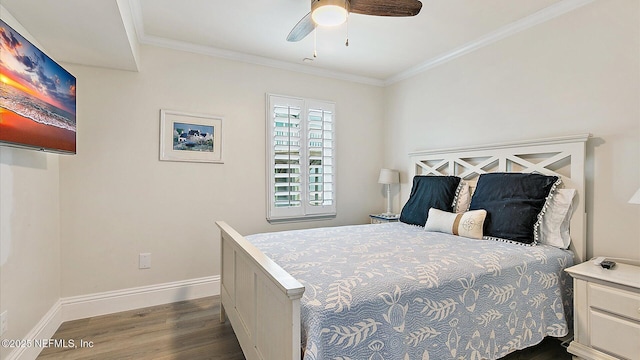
311, 0, 348, 26
378, 169, 399, 185
629, 188, 640, 204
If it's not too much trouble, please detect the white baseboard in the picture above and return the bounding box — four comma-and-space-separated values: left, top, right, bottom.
6, 276, 220, 360
61, 275, 220, 321
5, 300, 63, 360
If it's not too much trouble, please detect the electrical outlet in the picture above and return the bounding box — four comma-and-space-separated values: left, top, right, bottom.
1, 311, 7, 335
139, 253, 151, 269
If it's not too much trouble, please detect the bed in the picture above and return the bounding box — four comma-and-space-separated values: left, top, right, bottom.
216, 134, 590, 360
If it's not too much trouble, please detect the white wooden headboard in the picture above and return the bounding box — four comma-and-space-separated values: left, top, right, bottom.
409, 134, 591, 263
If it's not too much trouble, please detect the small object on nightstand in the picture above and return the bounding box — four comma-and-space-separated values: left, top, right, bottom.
600, 260, 616, 269
370, 214, 400, 224
592, 257, 616, 269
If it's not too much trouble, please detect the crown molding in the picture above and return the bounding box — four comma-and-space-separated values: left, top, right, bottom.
142, 33, 386, 87
129, 0, 595, 88
384, 0, 596, 85
116, 0, 141, 71
128, 0, 384, 86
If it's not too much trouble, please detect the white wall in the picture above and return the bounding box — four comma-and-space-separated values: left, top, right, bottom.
0, 7, 61, 360
4, 1, 639, 351
59, 45, 385, 297
383, 0, 640, 260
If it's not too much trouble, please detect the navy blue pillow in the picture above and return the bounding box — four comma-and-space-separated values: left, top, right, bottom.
400, 176, 461, 227
469, 173, 559, 245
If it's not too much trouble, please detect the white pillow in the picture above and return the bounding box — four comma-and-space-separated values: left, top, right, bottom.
425, 208, 487, 240
455, 181, 471, 213
538, 189, 577, 249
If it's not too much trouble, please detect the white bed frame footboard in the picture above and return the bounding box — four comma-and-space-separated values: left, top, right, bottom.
216, 134, 590, 360
217, 221, 304, 360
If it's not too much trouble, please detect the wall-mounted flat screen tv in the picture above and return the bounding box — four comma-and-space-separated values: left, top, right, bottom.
0, 19, 76, 154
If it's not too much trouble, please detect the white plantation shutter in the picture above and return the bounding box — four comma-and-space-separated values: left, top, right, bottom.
273, 102, 302, 209
267, 95, 336, 221
306, 101, 335, 214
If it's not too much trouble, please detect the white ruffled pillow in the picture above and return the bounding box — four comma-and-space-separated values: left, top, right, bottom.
454, 181, 471, 213
538, 188, 577, 249
425, 208, 487, 240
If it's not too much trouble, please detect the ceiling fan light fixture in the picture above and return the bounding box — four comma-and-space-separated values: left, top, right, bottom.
311, 0, 348, 27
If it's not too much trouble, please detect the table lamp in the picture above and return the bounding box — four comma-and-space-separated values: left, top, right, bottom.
378, 169, 399, 215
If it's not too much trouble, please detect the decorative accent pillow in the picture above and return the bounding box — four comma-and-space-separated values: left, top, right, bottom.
538, 188, 577, 249
425, 208, 487, 239
399, 176, 461, 227
455, 181, 471, 213
469, 173, 561, 245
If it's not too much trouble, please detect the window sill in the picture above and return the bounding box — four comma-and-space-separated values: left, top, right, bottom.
267, 214, 336, 224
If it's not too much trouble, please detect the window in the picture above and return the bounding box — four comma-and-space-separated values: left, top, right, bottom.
267, 94, 336, 222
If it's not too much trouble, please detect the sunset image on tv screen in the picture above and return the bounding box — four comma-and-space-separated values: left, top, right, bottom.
0, 19, 76, 153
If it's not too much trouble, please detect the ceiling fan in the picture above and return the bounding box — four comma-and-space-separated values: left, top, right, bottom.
287, 0, 423, 42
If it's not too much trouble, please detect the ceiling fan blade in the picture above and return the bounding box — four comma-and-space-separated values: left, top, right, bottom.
350, 0, 422, 17
287, 12, 315, 42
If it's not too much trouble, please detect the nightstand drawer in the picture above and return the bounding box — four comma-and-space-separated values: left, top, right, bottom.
590, 309, 640, 360
590, 282, 640, 321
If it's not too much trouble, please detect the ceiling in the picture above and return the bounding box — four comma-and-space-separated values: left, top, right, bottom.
1, 0, 594, 86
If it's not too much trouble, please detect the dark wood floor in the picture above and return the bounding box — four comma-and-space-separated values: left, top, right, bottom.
37, 297, 243, 360
38, 296, 571, 360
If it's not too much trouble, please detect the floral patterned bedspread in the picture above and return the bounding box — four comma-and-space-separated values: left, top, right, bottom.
246, 222, 573, 360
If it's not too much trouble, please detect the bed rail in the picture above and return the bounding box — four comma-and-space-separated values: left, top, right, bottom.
216, 221, 304, 360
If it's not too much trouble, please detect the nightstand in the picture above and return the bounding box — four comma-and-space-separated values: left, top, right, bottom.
565, 260, 640, 360
369, 214, 400, 224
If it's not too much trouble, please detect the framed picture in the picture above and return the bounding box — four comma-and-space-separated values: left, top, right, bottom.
160, 109, 223, 163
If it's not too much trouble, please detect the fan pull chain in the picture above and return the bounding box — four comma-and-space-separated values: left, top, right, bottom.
345, 6, 349, 47
313, 29, 318, 57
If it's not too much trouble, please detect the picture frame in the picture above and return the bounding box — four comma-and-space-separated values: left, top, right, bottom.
159, 109, 223, 163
